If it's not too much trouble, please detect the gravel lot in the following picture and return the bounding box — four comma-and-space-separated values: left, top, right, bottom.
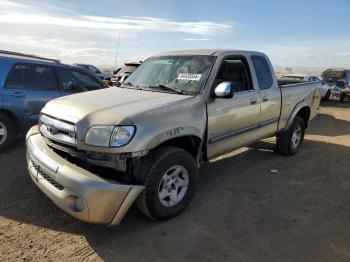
1, 100, 350, 262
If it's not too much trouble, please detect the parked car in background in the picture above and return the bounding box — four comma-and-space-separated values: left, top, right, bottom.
111, 61, 142, 86
0, 50, 108, 152
321, 69, 350, 101
26, 49, 321, 225
74, 63, 111, 80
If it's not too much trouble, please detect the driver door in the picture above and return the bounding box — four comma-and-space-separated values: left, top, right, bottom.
207, 57, 260, 159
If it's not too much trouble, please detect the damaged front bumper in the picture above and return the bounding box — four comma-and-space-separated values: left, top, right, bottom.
26, 125, 144, 225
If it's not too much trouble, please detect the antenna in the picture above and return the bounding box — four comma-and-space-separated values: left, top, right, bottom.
114, 32, 120, 69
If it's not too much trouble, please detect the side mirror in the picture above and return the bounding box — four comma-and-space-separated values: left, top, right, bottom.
213, 82, 234, 98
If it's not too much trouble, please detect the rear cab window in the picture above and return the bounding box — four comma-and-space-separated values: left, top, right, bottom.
251, 55, 274, 90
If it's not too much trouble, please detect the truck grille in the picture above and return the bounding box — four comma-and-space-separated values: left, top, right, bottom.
39, 114, 76, 146
30, 159, 64, 191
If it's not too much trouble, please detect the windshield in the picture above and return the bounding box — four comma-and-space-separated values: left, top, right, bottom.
123, 55, 215, 95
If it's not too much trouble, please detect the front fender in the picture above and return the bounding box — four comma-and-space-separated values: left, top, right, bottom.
146, 127, 202, 150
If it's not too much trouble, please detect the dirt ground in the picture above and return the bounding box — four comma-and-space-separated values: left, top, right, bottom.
1, 100, 350, 262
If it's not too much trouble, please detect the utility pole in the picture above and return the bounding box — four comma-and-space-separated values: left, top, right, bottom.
114, 32, 120, 70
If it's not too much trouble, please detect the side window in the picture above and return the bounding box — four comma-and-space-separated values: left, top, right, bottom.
21, 64, 58, 91
89, 65, 101, 74
251, 55, 273, 90
5, 64, 24, 89
214, 59, 252, 93
57, 68, 103, 93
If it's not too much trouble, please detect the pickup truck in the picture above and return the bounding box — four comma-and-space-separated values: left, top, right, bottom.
26, 49, 322, 225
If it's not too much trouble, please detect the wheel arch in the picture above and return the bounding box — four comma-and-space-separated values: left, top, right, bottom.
146, 127, 203, 162
284, 102, 311, 131
0, 109, 20, 133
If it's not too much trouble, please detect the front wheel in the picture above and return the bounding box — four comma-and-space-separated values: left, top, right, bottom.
0, 114, 16, 153
275, 116, 306, 156
135, 146, 198, 220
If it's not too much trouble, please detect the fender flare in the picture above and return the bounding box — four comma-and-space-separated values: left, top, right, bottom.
146, 126, 203, 152
283, 100, 311, 131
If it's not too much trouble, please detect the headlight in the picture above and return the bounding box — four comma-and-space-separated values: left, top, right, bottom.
85, 126, 135, 147
110, 126, 135, 147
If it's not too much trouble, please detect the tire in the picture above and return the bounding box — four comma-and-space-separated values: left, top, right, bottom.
135, 146, 198, 221
275, 116, 306, 156
323, 90, 331, 101
0, 113, 16, 153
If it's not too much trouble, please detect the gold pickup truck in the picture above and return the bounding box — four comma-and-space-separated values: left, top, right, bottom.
26, 49, 322, 225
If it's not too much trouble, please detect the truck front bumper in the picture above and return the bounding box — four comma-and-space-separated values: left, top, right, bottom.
26, 125, 144, 225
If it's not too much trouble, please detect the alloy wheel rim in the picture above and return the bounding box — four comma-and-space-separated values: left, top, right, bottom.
158, 165, 189, 207
0, 121, 7, 145
291, 125, 302, 149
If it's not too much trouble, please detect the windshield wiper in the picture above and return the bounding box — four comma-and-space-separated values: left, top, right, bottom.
148, 84, 188, 95
122, 81, 141, 90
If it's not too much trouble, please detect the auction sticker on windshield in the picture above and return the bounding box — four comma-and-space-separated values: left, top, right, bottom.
177, 73, 202, 81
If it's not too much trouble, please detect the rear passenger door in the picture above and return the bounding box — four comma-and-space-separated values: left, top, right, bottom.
251, 55, 281, 139
3, 63, 61, 131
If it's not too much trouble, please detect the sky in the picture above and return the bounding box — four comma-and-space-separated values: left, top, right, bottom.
0, 0, 349, 69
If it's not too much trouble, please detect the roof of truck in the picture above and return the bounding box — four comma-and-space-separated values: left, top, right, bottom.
154, 49, 265, 56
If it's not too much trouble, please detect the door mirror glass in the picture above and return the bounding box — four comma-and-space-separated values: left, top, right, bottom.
214, 82, 234, 98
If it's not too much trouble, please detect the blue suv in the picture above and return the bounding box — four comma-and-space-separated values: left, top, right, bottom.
0, 50, 108, 152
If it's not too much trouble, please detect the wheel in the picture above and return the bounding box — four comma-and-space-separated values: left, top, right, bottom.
275, 116, 306, 156
135, 146, 198, 220
0, 113, 16, 152
323, 90, 331, 101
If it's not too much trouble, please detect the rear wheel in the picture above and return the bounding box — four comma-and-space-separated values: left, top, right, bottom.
275, 116, 306, 156
135, 146, 198, 220
0, 114, 16, 152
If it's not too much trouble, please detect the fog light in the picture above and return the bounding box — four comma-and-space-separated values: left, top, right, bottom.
74, 197, 85, 212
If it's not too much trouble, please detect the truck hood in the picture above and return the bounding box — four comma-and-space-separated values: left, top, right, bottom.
41, 87, 192, 125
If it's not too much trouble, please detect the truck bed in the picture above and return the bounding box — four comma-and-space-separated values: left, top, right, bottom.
277, 81, 322, 132
277, 79, 304, 86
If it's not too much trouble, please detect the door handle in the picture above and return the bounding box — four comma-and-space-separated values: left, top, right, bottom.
262, 96, 268, 102
250, 98, 257, 104
10, 92, 25, 97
